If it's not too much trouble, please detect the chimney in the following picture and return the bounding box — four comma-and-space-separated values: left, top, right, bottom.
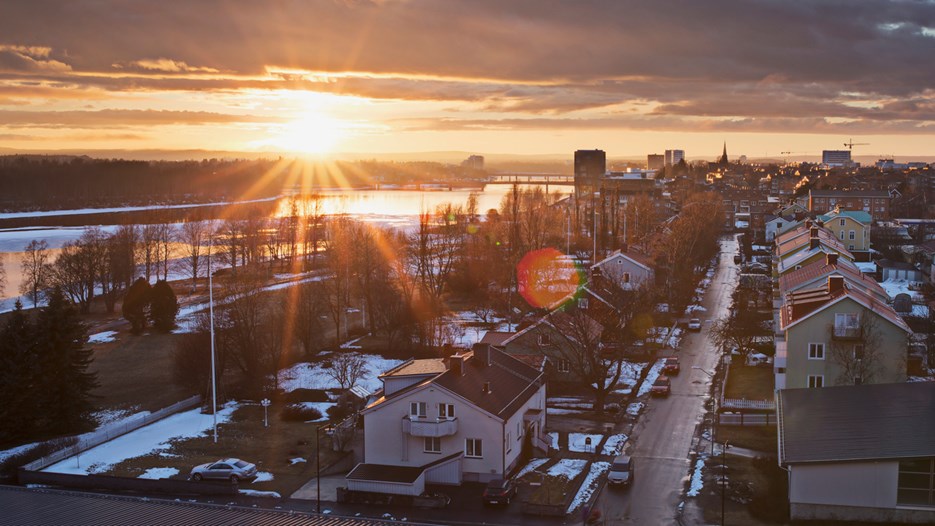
826, 252, 839, 266
809, 227, 819, 238
805, 219, 813, 229
810, 237, 820, 250
828, 275, 845, 294
449, 350, 471, 376
621, 243, 629, 253
482, 381, 491, 395
472, 344, 492, 366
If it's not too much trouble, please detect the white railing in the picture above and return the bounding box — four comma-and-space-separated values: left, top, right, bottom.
402, 416, 458, 437
722, 398, 775, 410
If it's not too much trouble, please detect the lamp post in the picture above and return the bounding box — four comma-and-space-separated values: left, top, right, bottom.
693, 366, 718, 457
207, 233, 218, 443
260, 398, 271, 428
721, 439, 730, 526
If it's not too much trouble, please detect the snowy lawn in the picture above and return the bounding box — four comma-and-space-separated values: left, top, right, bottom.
547, 408, 587, 415
513, 458, 549, 480
686, 457, 706, 497
547, 458, 588, 479
88, 331, 118, 344
606, 360, 647, 395
0, 442, 40, 464
289, 457, 307, 465
568, 433, 603, 453
602, 434, 628, 456
879, 279, 924, 301
548, 432, 560, 451
277, 353, 404, 394
138, 467, 179, 479
626, 402, 644, 417
253, 471, 274, 483
567, 461, 610, 514
292, 401, 337, 422
637, 359, 667, 397
43, 401, 239, 475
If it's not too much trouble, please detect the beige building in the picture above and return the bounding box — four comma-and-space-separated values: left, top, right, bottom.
348, 347, 547, 495
778, 382, 935, 523
776, 275, 910, 390
818, 209, 872, 256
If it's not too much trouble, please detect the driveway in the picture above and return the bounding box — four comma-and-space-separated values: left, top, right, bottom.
593, 235, 740, 524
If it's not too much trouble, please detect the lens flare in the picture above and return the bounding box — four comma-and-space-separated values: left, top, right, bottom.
516, 248, 584, 309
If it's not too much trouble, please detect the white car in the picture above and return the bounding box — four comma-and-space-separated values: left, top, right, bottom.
687, 318, 702, 331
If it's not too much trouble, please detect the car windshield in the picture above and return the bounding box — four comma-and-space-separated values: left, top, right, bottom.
487, 479, 506, 489
233, 460, 249, 468
654, 378, 668, 386
666, 358, 677, 364
611, 461, 630, 471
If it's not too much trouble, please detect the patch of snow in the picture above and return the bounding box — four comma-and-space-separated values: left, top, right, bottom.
93, 408, 146, 427
340, 336, 365, 349
602, 434, 628, 455
547, 458, 588, 479
277, 354, 404, 393
685, 304, 707, 315
637, 359, 667, 397
686, 457, 705, 497
611, 361, 646, 394
568, 433, 603, 453
910, 304, 929, 318
879, 279, 924, 301
548, 401, 592, 409
547, 408, 586, 415
293, 401, 336, 421
43, 401, 239, 475
289, 457, 307, 465
854, 262, 877, 274
567, 461, 610, 514
138, 467, 179, 479
513, 458, 548, 480
626, 402, 644, 417
0, 442, 41, 464
88, 331, 118, 344
253, 471, 274, 483
239, 489, 281, 498
548, 432, 560, 451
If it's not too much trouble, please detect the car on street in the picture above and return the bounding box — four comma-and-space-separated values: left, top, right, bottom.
650, 375, 671, 397
687, 318, 702, 331
663, 356, 680, 375
607, 454, 634, 487
482, 478, 517, 505
190, 458, 258, 483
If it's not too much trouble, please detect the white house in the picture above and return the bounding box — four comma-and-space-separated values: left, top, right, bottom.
778, 382, 935, 523
347, 346, 547, 495
590, 248, 654, 290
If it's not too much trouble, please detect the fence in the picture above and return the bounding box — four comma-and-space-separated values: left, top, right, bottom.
18, 470, 236, 496
718, 412, 776, 426
22, 395, 203, 472
721, 398, 775, 410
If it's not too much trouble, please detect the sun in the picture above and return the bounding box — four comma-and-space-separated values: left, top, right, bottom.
272, 110, 347, 154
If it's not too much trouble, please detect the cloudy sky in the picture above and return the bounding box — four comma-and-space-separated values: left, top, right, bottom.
1, 0, 934, 158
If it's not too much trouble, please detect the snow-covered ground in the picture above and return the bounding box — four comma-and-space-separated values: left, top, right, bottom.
648, 326, 683, 348
610, 360, 647, 395
88, 331, 118, 344
239, 489, 281, 498
138, 467, 179, 479
43, 401, 239, 475
289, 457, 307, 465
602, 434, 628, 455
879, 279, 924, 301
253, 471, 274, 483
277, 354, 403, 394
548, 432, 560, 451
547, 458, 588, 479
567, 461, 610, 514
0, 442, 40, 464
686, 457, 706, 497
513, 458, 548, 480
568, 433, 603, 453
854, 262, 877, 274
626, 402, 644, 417
291, 401, 336, 421
547, 408, 586, 415
445, 311, 512, 348
637, 359, 666, 397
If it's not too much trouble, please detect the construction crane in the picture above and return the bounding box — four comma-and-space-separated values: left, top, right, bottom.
843, 138, 869, 151
780, 151, 808, 163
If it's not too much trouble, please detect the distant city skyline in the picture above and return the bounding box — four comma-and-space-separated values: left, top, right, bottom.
1, 1, 934, 157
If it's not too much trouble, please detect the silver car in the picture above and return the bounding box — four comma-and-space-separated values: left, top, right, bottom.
190, 458, 258, 483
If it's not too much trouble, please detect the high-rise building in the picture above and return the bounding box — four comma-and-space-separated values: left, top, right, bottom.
462, 155, 485, 170
574, 149, 606, 197
822, 150, 852, 167
647, 154, 665, 170
665, 149, 685, 167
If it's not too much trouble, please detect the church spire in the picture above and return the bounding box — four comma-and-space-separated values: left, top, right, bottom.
718, 142, 729, 166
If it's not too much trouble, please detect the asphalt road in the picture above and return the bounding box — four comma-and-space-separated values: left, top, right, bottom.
593, 235, 740, 525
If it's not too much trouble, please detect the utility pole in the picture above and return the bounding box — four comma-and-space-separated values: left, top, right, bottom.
208, 235, 218, 443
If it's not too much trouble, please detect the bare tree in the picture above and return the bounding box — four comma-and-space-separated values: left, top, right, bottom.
829, 310, 891, 385
139, 224, 161, 282
178, 220, 208, 290
327, 352, 369, 391
20, 239, 51, 306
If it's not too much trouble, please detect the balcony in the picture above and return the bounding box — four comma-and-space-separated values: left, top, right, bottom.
402, 416, 458, 437
832, 326, 862, 340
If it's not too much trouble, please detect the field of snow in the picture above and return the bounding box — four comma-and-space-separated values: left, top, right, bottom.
138, 467, 179, 479
602, 434, 628, 455
879, 279, 924, 301
43, 401, 239, 475
567, 461, 610, 514
637, 359, 667, 397
88, 331, 118, 344
547, 458, 588, 479
568, 433, 603, 453
277, 353, 404, 394
513, 457, 548, 480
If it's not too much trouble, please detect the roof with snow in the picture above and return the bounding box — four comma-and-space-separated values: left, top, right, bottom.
780, 279, 910, 333
378, 358, 447, 378
777, 244, 855, 274
779, 382, 935, 464
778, 254, 888, 301
591, 249, 653, 272
478, 331, 515, 346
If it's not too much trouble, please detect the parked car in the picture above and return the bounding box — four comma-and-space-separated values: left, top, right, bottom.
663, 356, 680, 375
482, 478, 517, 505
650, 375, 671, 397
190, 458, 258, 483
607, 454, 634, 487
687, 318, 702, 331
733, 254, 742, 264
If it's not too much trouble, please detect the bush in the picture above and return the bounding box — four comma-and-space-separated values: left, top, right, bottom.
0, 437, 78, 482
326, 403, 353, 422
280, 403, 323, 422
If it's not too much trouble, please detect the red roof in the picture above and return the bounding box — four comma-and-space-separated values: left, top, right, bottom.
779, 257, 888, 300
781, 281, 910, 333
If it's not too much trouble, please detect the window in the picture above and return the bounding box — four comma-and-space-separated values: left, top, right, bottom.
834, 313, 860, 338
849, 244, 855, 250
808, 343, 825, 360
410, 401, 426, 418
623, 272, 631, 284
424, 437, 441, 453
517, 421, 522, 440
849, 230, 856, 240
840, 219, 846, 226
839, 230, 845, 240
438, 403, 455, 419
556, 359, 571, 373
537, 333, 551, 346
506, 432, 511, 453
578, 298, 589, 309
898, 457, 935, 506
465, 438, 483, 458
808, 375, 824, 388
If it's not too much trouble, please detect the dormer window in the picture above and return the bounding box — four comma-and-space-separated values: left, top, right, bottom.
537, 333, 551, 346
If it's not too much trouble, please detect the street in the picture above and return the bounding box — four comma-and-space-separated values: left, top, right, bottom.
594, 235, 740, 524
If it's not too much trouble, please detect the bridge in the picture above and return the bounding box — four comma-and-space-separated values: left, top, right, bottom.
490, 172, 575, 185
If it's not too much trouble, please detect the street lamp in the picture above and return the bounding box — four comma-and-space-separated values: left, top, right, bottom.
260, 398, 271, 428
316, 424, 332, 514
207, 233, 218, 444
721, 440, 730, 526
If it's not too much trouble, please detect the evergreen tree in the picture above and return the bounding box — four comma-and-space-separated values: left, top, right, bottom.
34, 288, 98, 435
122, 277, 152, 334
0, 301, 38, 444
150, 280, 179, 332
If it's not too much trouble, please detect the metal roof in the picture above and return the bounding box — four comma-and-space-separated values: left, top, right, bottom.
0, 485, 427, 526
778, 382, 935, 465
